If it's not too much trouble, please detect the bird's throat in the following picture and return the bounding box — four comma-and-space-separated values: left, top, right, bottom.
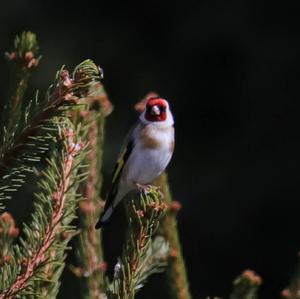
145, 111, 167, 122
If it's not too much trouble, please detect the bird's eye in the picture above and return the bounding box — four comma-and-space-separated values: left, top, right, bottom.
160, 106, 166, 112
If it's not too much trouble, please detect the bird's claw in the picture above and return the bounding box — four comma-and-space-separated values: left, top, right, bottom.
135, 183, 152, 194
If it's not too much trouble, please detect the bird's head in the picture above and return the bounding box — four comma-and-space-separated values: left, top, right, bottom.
140, 97, 174, 126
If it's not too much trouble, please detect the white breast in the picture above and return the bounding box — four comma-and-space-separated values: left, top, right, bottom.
123, 123, 174, 187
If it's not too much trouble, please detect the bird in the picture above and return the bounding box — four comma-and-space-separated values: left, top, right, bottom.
95, 97, 175, 228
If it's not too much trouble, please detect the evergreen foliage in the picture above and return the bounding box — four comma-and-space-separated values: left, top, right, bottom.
107, 187, 168, 299
0, 31, 191, 299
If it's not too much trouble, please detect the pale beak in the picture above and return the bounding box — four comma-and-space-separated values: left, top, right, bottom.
151, 105, 160, 116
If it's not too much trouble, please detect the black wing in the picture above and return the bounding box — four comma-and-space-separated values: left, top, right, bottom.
100, 138, 134, 216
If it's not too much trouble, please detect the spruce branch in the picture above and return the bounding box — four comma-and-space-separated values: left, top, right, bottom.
229, 270, 262, 299
72, 82, 112, 299
155, 173, 192, 299
0, 126, 85, 299
1, 59, 99, 169
107, 186, 168, 299
0, 59, 101, 210
136, 235, 169, 286
281, 252, 300, 299
4, 31, 40, 135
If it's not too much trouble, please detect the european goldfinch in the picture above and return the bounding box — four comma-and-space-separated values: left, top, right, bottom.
95, 97, 175, 228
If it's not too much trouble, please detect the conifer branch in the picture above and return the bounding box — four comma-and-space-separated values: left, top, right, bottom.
229, 270, 262, 299
155, 173, 192, 299
0, 126, 84, 299
0, 60, 99, 170
0, 33, 194, 299
72, 83, 112, 299
107, 186, 168, 299
0, 59, 101, 210
4, 31, 40, 135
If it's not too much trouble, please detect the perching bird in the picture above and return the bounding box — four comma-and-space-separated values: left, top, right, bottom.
95, 97, 175, 228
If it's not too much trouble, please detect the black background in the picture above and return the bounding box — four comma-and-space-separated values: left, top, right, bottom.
1, 1, 300, 298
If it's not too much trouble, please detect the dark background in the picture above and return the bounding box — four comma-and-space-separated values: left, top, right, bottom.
1, 1, 300, 298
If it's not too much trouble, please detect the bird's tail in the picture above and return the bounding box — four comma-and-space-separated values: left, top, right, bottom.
95, 184, 128, 229
95, 207, 113, 229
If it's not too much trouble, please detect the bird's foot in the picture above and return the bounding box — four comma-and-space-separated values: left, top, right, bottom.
135, 183, 153, 194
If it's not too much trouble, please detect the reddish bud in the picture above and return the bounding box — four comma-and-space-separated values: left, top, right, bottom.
130, 262, 137, 272
169, 248, 179, 258
79, 110, 91, 118
134, 100, 147, 113
8, 227, 19, 238
149, 202, 167, 212
64, 93, 79, 104
61, 69, 72, 87
28, 58, 39, 68
281, 289, 292, 298
242, 269, 262, 285
136, 210, 145, 217
79, 201, 95, 214
169, 200, 182, 213
52, 191, 61, 202
3, 255, 12, 263
68, 141, 84, 157
0, 212, 15, 225
63, 128, 74, 139
24, 51, 34, 61
97, 261, 108, 272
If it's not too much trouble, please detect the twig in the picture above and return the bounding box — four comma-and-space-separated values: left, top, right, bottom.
5, 31, 40, 134
155, 173, 192, 299
108, 187, 167, 299
0, 129, 83, 299
0, 64, 98, 174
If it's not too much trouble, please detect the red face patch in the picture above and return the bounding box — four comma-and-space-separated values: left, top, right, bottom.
145, 98, 167, 122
